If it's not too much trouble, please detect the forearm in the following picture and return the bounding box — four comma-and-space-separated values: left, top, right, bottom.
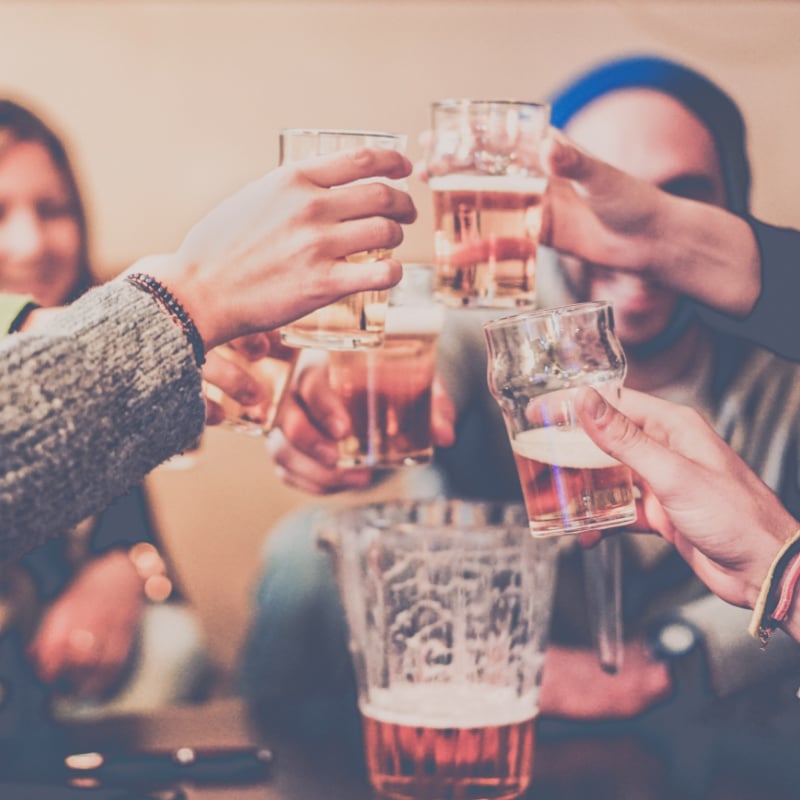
0, 281, 206, 560
656, 195, 760, 317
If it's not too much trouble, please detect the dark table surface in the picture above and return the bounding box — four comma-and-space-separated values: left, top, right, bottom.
52, 683, 800, 800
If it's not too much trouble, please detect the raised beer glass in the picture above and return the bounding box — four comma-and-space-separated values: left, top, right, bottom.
279, 129, 407, 350
483, 301, 635, 535
428, 99, 550, 309
329, 263, 445, 467
318, 499, 559, 800
484, 301, 634, 672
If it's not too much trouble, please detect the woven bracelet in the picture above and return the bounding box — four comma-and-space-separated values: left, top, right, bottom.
748, 529, 800, 647
126, 273, 206, 367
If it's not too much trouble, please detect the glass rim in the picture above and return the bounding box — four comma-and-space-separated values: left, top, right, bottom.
432, 98, 550, 113
483, 301, 613, 332
279, 127, 405, 141
321, 497, 531, 530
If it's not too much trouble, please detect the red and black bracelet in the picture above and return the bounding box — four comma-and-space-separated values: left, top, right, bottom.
125, 273, 206, 367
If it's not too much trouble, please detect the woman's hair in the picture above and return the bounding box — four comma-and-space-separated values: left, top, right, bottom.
0, 98, 93, 301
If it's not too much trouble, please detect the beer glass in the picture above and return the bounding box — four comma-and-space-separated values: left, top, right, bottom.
279, 129, 407, 350
428, 99, 550, 309
329, 263, 445, 468
483, 301, 635, 536
205, 330, 299, 435
318, 499, 559, 800
484, 301, 634, 673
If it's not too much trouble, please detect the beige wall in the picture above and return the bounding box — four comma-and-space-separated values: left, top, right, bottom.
2, 1, 799, 274
3, 1, 799, 673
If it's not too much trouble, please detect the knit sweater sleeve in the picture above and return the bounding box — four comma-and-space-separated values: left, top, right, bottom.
0, 280, 206, 561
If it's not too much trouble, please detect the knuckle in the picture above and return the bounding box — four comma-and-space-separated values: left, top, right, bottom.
371, 217, 401, 246
368, 181, 396, 211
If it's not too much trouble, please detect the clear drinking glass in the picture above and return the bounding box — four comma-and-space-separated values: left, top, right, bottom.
205, 330, 299, 435
484, 301, 635, 672
428, 99, 550, 309
329, 263, 446, 468
318, 499, 559, 800
279, 129, 408, 350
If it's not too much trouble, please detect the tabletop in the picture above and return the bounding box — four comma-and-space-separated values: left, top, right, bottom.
57, 688, 800, 800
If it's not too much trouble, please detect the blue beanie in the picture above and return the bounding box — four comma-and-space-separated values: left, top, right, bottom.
549, 54, 751, 215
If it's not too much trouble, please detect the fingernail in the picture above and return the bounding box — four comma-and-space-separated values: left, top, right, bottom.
584, 389, 608, 421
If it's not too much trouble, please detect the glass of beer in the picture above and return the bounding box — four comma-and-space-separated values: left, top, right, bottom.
483, 301, 636, 536
329, 263, 445, 468
318, 499, 559, 800
428, 99, 550, 309
204, 330, 299, 435
279, 129, 408, 350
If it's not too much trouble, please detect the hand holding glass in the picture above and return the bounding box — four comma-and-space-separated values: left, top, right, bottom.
279, 129, 407, 350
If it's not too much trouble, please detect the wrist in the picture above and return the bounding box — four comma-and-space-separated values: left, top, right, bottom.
659, 195, 760, 317
126, 254, 224, 350
747, 528, 800, 645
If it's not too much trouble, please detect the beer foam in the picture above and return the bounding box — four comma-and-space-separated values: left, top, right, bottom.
385, 305, 445, 336
429, 174, 547, 194
512, 427, 622, 470
362, 684, 538, 728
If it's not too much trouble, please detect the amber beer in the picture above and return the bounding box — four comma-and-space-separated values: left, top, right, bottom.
511, 427, 635, 535
361, 685, 537, 800
430, 175, 546, 308
328, 305, 442, 467
207, 330, 299, 435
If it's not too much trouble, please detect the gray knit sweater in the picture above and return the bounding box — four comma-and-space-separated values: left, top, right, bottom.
0, 280, 206, 561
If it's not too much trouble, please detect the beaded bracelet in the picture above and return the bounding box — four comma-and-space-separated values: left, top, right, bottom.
747, 528, 800, 647
125, 273, 206, 367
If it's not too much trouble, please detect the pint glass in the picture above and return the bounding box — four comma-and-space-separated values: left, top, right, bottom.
319, 499, 558, 800
279, 129, 407, 350
484, 301, 636, 536
329, 264, 445, 467
428, 99, 550, 309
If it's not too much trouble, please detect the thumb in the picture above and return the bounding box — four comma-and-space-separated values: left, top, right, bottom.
576, 387, 681, 499
541, 129, 596, 183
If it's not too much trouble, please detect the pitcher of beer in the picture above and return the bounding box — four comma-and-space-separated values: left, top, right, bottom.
318, 499, 559, 800
484, 301, 635, 672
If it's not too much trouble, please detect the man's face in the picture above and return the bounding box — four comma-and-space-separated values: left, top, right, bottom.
562, 88, 727, 348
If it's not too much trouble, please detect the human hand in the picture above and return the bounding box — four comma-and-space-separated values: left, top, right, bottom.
267, 362, 455, 495
133, 147, 417, 350
203, 333, 298, 427
540, 642, 671, 720
541, 129, 759, 316
575, 386, 796, 609
27, 549, 145, 697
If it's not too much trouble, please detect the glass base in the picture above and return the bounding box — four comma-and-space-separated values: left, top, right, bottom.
280, 327, 383, 351
434, 290, 536, 310
528, 505, 637, 537
220, 418, 268, 437
336, 450, 433, 470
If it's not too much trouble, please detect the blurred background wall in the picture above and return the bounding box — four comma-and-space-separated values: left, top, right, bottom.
3, 0, 798, 676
